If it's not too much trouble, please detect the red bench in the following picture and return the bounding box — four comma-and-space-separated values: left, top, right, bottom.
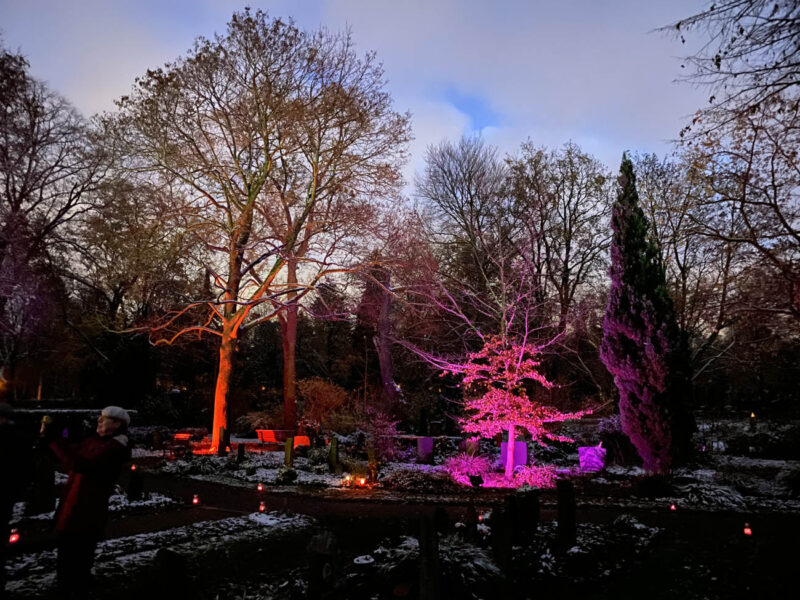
256, 430, 310, 448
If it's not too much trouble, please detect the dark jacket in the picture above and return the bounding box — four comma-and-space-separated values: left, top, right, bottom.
50, 434, 130, 536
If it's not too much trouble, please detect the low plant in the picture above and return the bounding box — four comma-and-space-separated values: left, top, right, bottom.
445, 453, 492, 486
275, 465, 297, 485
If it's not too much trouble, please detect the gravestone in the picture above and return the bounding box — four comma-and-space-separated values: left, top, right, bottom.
578, 445, 606, 472
417, 437, 434, 464
500, 440, 528, 468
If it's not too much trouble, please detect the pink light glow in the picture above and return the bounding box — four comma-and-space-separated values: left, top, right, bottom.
670, 503, 677, 511
130, 464, 137, 471
192, 494, 199, 505
744, 523, 752, 536
257, 483, 263, 492
9, 529, 19, 544
259, 501, 266, 512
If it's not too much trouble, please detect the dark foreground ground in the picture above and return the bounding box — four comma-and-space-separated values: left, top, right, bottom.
5, 468, 797, 600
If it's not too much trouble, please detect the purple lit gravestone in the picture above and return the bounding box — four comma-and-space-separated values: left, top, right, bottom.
578, 444, 606, 472
500, 440, 528, 469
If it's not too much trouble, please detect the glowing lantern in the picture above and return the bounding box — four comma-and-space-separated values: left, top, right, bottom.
750, 412, 755, 419
744, 523, 752, 536
259, 501, 266, 512
9, 529, 19, 544
257, 483, 263, 492
343, 474, 352, 487
130, 464, 137, 471
359, 477, 366, 486
192, 494, 199, 505
670, 503, 677, 511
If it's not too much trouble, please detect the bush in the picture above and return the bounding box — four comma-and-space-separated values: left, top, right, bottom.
298, 377, 348, 430
275, 465, 297, 485
382, 468, 462, 493
445, 453, 492, 486
235, 406, 284, 435
360, 407, 399, 462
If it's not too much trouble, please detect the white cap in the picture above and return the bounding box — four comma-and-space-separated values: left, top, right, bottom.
102, 406, 130, 426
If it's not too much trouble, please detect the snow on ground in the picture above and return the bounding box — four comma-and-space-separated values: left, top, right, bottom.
5, 511, 314, 598
160, 451, 345, 488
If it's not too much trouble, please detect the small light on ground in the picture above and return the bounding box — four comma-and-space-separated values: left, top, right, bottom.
257, 483, 263, 492
9, 529, 19, 544
670, 503, 677, 511
744, 523, 752, 536
192, 494, 199, 505
130, 464, 137, 471
259, 501, 266, 512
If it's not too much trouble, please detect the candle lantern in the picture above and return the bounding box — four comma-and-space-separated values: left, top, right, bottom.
130, 464, 137, 471
744, 523, 753, 536
670, 503, 677, 511
257, 482, 263, 492
259, 501, 266, 512
8, 529, 19, 544
192, 494, 199, 505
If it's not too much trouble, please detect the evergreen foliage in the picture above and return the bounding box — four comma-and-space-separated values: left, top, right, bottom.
600, 155, 693, 473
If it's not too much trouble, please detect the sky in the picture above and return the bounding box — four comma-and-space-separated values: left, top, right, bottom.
0, 0, 709, 188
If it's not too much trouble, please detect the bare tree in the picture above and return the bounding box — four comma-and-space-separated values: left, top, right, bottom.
686, 97, 800, 321
665, 0, 800, 135
0, 45, 106, 389
634, 153, 747, 376
111, 10, 408, 448
507, 141, 611, 331
264, 27, 410, 428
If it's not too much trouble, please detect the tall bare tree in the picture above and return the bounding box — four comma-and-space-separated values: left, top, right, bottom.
112, 10, 408, 447
0, 45, 106, 390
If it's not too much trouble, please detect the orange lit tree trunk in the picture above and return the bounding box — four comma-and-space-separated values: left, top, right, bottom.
211, 321, 237, 450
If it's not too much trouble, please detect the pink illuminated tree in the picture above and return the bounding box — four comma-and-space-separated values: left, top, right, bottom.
438, 335, 591, 479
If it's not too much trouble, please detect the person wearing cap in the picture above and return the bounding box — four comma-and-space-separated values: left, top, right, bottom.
47, 406, 131, 599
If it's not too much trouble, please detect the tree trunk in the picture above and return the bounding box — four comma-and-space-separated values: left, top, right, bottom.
280, 260, 299, 431
505, 424, 516, 480
374, 269, 401, 404
211, 322, 237, 451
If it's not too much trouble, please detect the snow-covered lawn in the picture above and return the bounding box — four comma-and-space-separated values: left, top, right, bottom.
6, 511, 314, 598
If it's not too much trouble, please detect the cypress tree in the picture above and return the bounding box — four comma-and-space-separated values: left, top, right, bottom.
600, 155, 693, 473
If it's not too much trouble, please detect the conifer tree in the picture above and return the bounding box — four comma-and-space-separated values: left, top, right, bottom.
600, 155, 693, 473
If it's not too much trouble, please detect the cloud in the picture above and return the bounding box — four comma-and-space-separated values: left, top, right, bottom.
0, 0, 708, 172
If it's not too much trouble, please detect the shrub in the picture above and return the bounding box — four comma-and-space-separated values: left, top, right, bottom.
235, 406, 283, 435
298, 377, 348, 430
481, 465, 558, 489
360, 407, 399, 462
382, 467, 461, 493
275, 465, 297, 485
445, 453, 492, 486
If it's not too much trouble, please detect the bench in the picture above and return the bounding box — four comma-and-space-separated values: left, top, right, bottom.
256, 430, 311, 449
170, 433, 193, 458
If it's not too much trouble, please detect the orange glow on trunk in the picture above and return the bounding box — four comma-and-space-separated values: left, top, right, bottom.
211, 324, 237, 452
